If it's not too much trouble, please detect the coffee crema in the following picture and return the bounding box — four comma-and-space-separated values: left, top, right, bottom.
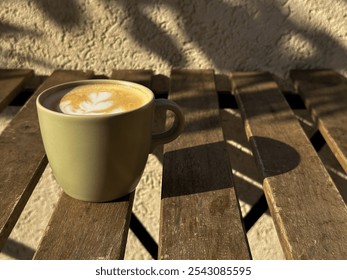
57, 84, 148, 115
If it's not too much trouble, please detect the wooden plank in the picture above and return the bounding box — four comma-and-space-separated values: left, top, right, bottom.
215, 74, 232, 92
159, 70, 251, 260
35, 70, 153, 259
34, 193, 135, 260
0, 70, 94, 251
0, 69, 34, 112
111, 69, 153, 88
231, 72, 347, 259
9, 75, 48, 107
291, 69, 347, 173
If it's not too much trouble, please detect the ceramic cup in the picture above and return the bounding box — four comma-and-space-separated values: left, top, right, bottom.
36, 80, 184, 202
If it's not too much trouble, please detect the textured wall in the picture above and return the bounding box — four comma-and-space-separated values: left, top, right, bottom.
1, 0, 347, 79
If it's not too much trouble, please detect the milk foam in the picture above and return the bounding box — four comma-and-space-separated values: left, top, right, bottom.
59, 91, 123, 115
51, 84, 149, 116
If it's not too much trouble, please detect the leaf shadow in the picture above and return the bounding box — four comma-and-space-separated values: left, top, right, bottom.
33, 0, 82, 28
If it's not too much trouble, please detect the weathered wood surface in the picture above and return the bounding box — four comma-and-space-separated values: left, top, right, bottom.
159, 69, 251, 259
35, 70, 154, 259
0, 69, 34, 112
0, 70, 94, 251
291, 70, 347, 173
34, 192, 135, 260
231, 72, 347, 259
2, 68, 346, 260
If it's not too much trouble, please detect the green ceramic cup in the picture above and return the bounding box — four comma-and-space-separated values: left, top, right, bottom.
36, 80, 184, 202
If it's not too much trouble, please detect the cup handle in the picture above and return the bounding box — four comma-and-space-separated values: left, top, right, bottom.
151, 99, 184, 151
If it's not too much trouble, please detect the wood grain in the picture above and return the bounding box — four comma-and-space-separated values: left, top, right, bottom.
34, 193, 135, 259
291, 69, 347, 173
34, 70, 153, 259
159, 70, 251, 259
0, 69, 34, 112
0, 70, 93, 251
232, 72, 347, 259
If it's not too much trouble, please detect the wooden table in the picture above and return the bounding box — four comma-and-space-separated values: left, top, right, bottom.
1, 68, 347, 260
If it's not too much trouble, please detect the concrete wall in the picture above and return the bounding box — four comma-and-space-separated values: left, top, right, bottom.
1, 0, 347, 80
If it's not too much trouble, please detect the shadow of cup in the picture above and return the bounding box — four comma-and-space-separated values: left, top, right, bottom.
249, 136, 301, 178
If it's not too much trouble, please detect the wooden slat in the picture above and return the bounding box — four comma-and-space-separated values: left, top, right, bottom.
159, 70, 251, 259
34, 193, 135, 260
35, 70, 153, 259
111, 69, 153, 88
231, 72, 347, 259
0, 70, 94, 251
215, 74, 232, 92
291, 70, 347, 173
0, 69, 34, 112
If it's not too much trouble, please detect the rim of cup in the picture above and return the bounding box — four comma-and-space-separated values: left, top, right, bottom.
36, 79, 155, 118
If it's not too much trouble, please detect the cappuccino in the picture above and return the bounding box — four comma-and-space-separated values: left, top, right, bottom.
43, 83, 149, 115
37, 79, 184, 201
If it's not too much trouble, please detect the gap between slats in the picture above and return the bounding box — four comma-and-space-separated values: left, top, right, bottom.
231, 71, 347, 259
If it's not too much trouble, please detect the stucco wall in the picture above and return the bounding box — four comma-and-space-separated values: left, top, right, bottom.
1, 0, 347, 80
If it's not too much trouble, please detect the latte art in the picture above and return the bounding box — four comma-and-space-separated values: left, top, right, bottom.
57, 84, 148, 115
60, 91, 123, 115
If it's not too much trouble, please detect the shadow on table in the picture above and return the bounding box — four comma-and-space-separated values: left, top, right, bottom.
161, 138, 300, 198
